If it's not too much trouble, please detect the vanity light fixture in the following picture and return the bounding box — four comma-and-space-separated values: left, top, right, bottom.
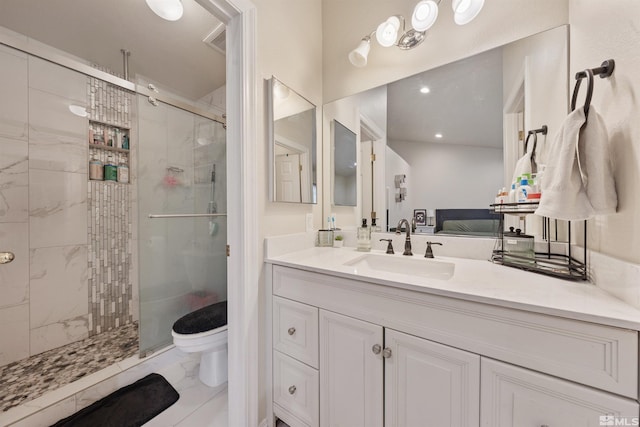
452, 0, 485, 25
435, 133, 443, 138
420, 86, 431, 94
145, 0, 184, 21
348, 0, 484, 67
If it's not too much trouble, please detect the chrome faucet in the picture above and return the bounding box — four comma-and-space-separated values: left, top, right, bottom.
395, 219, 413, 256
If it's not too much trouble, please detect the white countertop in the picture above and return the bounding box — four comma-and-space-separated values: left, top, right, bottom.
266, 246, 640, 330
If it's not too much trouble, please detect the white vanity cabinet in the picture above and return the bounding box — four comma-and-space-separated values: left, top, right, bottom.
268, 264, 640, 427
318, 309, 479, 427
481, 358, 638, 427
319, 310, 383, 427
273, 296, 320, 427
384, 328, 480, 427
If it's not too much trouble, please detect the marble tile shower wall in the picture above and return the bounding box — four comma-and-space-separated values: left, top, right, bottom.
0, 45, 134, 368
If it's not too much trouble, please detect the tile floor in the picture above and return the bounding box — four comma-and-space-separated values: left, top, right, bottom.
144, 382, 228, 427
2, 343, 228, 427
0, 322, 138, 413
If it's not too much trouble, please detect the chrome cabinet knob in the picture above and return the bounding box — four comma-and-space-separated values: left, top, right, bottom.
372, 344, 382, 355
0, 252, 15, 264
288, 385, 296, 395
382, 348, 392, 358
287, 327, 296, 336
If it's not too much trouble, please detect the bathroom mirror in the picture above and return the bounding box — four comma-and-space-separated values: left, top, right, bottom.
323, 25, 568, 235
332, 120, 358, 206
267, 77, 318, 204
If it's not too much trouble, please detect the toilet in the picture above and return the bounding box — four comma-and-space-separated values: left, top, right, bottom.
171, 301, 228, 387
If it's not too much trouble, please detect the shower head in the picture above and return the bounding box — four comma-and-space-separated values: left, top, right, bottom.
211, 165, 216, 183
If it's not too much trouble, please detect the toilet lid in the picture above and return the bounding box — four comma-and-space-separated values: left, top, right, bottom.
172, 301, 227, 334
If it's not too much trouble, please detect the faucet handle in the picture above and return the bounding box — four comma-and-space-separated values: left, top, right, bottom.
380, 239, 394, 254
425, 241, 443, 258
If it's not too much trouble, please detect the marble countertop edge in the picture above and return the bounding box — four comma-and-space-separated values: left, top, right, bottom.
266, 247, 640, 331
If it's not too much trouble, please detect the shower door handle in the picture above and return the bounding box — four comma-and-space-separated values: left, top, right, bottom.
0, 252, 15, 264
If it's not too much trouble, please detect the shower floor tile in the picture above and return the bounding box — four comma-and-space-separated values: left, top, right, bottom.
0, 322, 138, 413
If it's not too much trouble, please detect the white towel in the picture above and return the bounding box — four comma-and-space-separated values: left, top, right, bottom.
511, 135, 536, 185
535, 106, 617, 220
578, 105, 617, 215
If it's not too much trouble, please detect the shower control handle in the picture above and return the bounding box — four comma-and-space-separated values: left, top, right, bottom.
287, 327, 296, 336
288, 385, 296, 395
0, 252, 15, 264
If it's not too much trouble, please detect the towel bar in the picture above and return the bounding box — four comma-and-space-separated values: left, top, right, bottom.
575, 59, 615, 80
148, 213, 227, 218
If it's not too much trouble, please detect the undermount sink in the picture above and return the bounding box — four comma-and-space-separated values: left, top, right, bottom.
343, 253, 454, 280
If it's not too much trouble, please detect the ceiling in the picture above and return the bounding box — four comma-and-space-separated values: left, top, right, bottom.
387, 47, 503, 148
0, 0, 225, 101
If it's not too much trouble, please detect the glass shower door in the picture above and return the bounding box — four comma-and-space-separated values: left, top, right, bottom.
137, 94, 226, 355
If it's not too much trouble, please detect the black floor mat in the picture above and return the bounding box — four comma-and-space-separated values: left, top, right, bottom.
50, 373, 179, 427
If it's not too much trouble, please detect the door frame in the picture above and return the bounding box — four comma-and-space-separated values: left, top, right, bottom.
196, 1, 259, 425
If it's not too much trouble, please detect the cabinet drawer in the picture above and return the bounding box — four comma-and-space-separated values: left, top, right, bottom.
481, 358, 639, 427
274, 296, 319, 368
273, 265, 638, 398
274, 350, 319, 427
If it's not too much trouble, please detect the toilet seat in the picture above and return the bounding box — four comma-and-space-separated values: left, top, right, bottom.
172, 300, 227, 334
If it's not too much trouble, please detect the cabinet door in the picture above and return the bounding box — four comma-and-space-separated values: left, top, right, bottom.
481, 358, 639, 427
385, 329, 480, 427
319, 310, 383, 427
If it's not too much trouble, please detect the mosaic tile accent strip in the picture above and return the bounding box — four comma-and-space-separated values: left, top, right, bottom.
86, 73, 134, 337
0, 322, 138, 413
88, 180, 133, 335
87, 71, 132, 128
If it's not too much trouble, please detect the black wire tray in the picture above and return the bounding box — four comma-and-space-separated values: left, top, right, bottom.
490, 202, 539, 215
491, 250, 587, 281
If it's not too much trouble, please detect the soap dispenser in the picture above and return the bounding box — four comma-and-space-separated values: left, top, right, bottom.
357, 218, 371, 252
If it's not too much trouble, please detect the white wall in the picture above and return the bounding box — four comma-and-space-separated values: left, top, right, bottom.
569, 0, 640, 266
322, 0, 569, 102
256, 0, 323, 236
253, 1, 323, 423
390, 140, 503, 210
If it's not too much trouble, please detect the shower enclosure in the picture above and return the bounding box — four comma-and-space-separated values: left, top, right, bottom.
137, 94, 227, 355
0, 0, 234, 417
0, 26, 227, 411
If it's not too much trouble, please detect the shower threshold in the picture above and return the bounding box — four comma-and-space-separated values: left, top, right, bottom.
0, 322, 138, 413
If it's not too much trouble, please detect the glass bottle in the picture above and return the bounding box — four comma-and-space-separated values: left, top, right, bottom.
357, 218, 371, 252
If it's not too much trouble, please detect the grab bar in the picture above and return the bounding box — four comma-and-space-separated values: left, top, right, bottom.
148, 213, 227, 219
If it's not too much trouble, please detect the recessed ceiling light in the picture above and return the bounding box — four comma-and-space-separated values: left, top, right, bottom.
420, 86, 431, 94
435, 133, 443, 138
145, 0, 184, 21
